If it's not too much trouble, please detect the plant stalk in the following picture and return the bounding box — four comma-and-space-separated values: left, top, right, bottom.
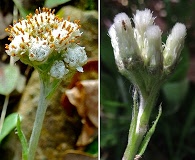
28, 75, 49, 160
122, 87, 159, 160
0, 95, 10, 134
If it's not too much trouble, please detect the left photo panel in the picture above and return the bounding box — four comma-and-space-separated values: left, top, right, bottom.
0, 0, 98, 160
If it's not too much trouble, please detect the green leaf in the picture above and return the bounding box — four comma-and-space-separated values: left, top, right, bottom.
100, 72, 118, 102
162, 78, 189, 114
44, 0, 71, 8
16, 115, 28, 160
0, 65, 20, 95
0, 113, 18, 142
138, 105, 162, 156
46, 78, 62, 99
85, 137, 98, 155
12, 0, 30, 17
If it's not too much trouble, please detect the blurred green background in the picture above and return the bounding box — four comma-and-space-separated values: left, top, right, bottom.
100, 0, 195, 160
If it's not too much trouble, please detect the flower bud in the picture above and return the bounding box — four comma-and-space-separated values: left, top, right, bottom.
108, 13, 140, 72
63, 44, 87, 72
163, 23, 186, 70
133, 9, 155, 37
50, 60, 69, 79
144, 25, 162, 68
109, 8, 186, 97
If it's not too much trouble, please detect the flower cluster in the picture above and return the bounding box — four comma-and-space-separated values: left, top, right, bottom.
109, 9, 186, 93
5, 8, 87, 79
109, 9, 186, 71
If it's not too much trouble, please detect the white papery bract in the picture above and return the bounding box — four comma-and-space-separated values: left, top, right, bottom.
5, 7, 87, 79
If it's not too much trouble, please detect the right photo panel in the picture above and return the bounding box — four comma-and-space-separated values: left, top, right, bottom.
101, 0, 195, 160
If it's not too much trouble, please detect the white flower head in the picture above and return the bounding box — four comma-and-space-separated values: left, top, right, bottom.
29, 40, 51, 61
63, 44, 87, 72
144, 25, 162, 67
163, 23, 186, 69
113, 13, 132, 34
51, 20, 82, 52
5, 34, 30, 62
109, 8, 186, 90
50, 60, 69, 79
108, 12, 140, 71
5, 8, 82, 60
133, 9, 155, 35
5, 7, 87, 79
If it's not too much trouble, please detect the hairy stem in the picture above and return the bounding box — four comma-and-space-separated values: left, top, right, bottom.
0, 95, 10, 134
28, 75, 49, 160
122, 87, 159, 160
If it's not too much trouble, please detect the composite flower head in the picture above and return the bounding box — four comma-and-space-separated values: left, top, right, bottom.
5, 8, 87, 79
109, 8, 186, 93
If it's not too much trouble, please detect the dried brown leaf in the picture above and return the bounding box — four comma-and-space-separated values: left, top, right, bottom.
65, 80, 98, 146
